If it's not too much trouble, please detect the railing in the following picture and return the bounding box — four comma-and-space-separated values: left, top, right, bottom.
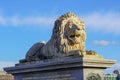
104, 74, 118, 80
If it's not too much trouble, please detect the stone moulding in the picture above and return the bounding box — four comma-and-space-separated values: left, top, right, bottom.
4, 57, 116, 74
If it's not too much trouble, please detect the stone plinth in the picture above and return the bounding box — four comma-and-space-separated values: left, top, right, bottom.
4, 57, 115, 80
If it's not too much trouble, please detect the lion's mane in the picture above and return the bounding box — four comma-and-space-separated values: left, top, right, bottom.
40, 12, 86, 58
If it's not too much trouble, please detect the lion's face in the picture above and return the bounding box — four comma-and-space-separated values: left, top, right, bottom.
64, 20, 85, 46
51, 13, 86, 54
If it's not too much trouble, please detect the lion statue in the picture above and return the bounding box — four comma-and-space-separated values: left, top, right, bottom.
20, 12, 87, 62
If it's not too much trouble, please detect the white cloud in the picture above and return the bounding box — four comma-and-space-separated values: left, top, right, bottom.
0, 16, 7, 25
0, 12, 120, 35
83, 12, 120, 35
92, 40, 120, 46
93, 40, 110, 46
0, 15, 55, 26
104, 63, 120, 74
0, 61, 16, 70
111, 41, 120, 45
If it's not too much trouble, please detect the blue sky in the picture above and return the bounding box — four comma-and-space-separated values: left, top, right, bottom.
0, 0, 120, 72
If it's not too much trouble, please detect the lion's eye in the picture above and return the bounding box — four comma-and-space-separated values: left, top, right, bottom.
77, 28, 80, 30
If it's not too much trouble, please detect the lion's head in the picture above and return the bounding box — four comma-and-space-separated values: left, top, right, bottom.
50, 12, 86, 54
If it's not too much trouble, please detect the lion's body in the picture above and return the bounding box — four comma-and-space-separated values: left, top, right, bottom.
24, 12, 86, 61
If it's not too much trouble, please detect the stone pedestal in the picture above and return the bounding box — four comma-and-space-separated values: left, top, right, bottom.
4, 57, 115, 80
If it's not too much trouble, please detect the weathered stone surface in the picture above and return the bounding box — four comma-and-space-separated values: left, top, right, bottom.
21, 12, 103, 62
24, 12, 86, 62
4, 57, 116, 80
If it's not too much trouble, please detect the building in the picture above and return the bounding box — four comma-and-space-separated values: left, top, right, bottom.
0, 71, 14, 80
